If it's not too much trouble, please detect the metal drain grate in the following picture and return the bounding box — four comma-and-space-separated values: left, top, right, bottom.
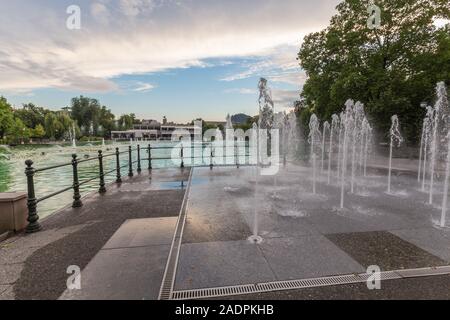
171, 266, 450, 300
395, 265, 450, 278
158, 168, 194, 300
172, 274, 365, 300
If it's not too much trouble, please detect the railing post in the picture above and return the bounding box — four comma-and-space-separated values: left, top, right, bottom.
128, 146, 134, 177
25, 160, 41, 233
235, 140, 240, 169
148, 144, 152, 170
191, 143, 194, 167
137, 144, 142, 173
98, 150, 106, 193
116, 147, 122, 183
72, 154, 83, 208
180, 145, 185, 169
210, 149, 214, 170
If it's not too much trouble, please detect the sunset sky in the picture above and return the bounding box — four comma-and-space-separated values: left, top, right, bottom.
0, 0, 340, 122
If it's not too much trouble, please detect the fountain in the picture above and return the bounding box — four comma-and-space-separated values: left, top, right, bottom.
428, 82, 449, 204
248, 78, 274, 244
285, 111, 301, 163
102, 138, 106, 148
272, 112, 286, 198
340, 100, 355, 208
308, 114, 321, 194
321, 121, 330, 173
225, 114, 233, 130
350, 102, 365, 193
361, 118, 372, 177
70, 124, 77, 148
328, 114, 340, 184
336, 112, 345, 183
420, 106, 434, 191
441, 131, 450, 228
249, 123, 263, 244
257, 78, 274, 166
387, 115, 403, 194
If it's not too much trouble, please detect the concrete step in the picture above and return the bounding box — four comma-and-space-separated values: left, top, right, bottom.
59, 217, 178, 300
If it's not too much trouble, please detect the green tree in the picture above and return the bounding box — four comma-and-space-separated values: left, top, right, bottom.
32, 124, 46, 139
70, 96, 102, 136
14, 103, 47, 129
298, 0, 450, 144
71, 96, 116, 137
7, 118, 29, 144
44, 113, 63, 140
0, 97, 14, 139
118, 114, 135, 130
99, 106, 116, 137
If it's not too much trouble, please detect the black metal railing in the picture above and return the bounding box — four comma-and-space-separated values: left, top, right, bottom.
24, 143, 251, 233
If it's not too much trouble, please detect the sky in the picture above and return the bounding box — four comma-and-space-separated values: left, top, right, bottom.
0, 0, 340, 123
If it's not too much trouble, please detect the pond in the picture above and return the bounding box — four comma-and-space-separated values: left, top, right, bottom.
0, 141, 194, 219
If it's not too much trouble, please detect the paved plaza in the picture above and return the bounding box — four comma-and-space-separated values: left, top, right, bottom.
2, 163, 450, 300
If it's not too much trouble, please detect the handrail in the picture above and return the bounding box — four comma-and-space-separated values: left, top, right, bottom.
24, 143, 250, 233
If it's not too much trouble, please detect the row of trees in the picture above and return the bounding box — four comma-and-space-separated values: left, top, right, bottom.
298, 0, 450, 144
0, 96, 137, 144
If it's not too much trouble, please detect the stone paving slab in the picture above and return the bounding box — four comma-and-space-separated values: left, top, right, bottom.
60, 216, 178, 300
259, 236, 365, 280
183, 211, 251, 243
60, 245, 170, 300
175, 240, 277, 290
391, 228, 450, 263
118, 180, 188, 192
326, 231, 448, 270
103, 217, 177, 249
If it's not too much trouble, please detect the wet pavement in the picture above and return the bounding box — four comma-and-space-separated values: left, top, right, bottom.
173, 165, 450, 294
2, 162, 450, 300
0, 168, 189, 300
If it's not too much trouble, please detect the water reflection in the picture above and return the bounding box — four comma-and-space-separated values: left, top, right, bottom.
0, 142, 182, 219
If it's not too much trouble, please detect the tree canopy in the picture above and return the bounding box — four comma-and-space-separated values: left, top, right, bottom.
0, 96, 132, 143
0, 97, 14, 139
298, 0, 450, 143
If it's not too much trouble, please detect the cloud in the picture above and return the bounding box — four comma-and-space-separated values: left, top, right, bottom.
119, 0, 159, 17
0, 0, 339, 92
220, 45, 308, 87
224, 88, 257, 95
272, 89, 300, 108
91, 2, 111, 25
133, 82, 156, 92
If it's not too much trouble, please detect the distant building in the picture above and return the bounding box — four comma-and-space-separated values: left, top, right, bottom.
133, 119, 160, 130
160, 125, 199, 140
111, 118, 200, 141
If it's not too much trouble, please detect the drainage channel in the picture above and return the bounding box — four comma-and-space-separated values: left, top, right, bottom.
158, 167, 194, 300
171, 265, 450, 300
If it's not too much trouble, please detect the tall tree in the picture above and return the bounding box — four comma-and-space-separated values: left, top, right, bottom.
14, 103, 47, 129
32, 124, 46, 140
0, 97, 14, 139
44, 113, 63, 140
298, 0, 450, 143
70, 96, 102, 136
118, 114, 136, 130
99, 106, 116, 137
